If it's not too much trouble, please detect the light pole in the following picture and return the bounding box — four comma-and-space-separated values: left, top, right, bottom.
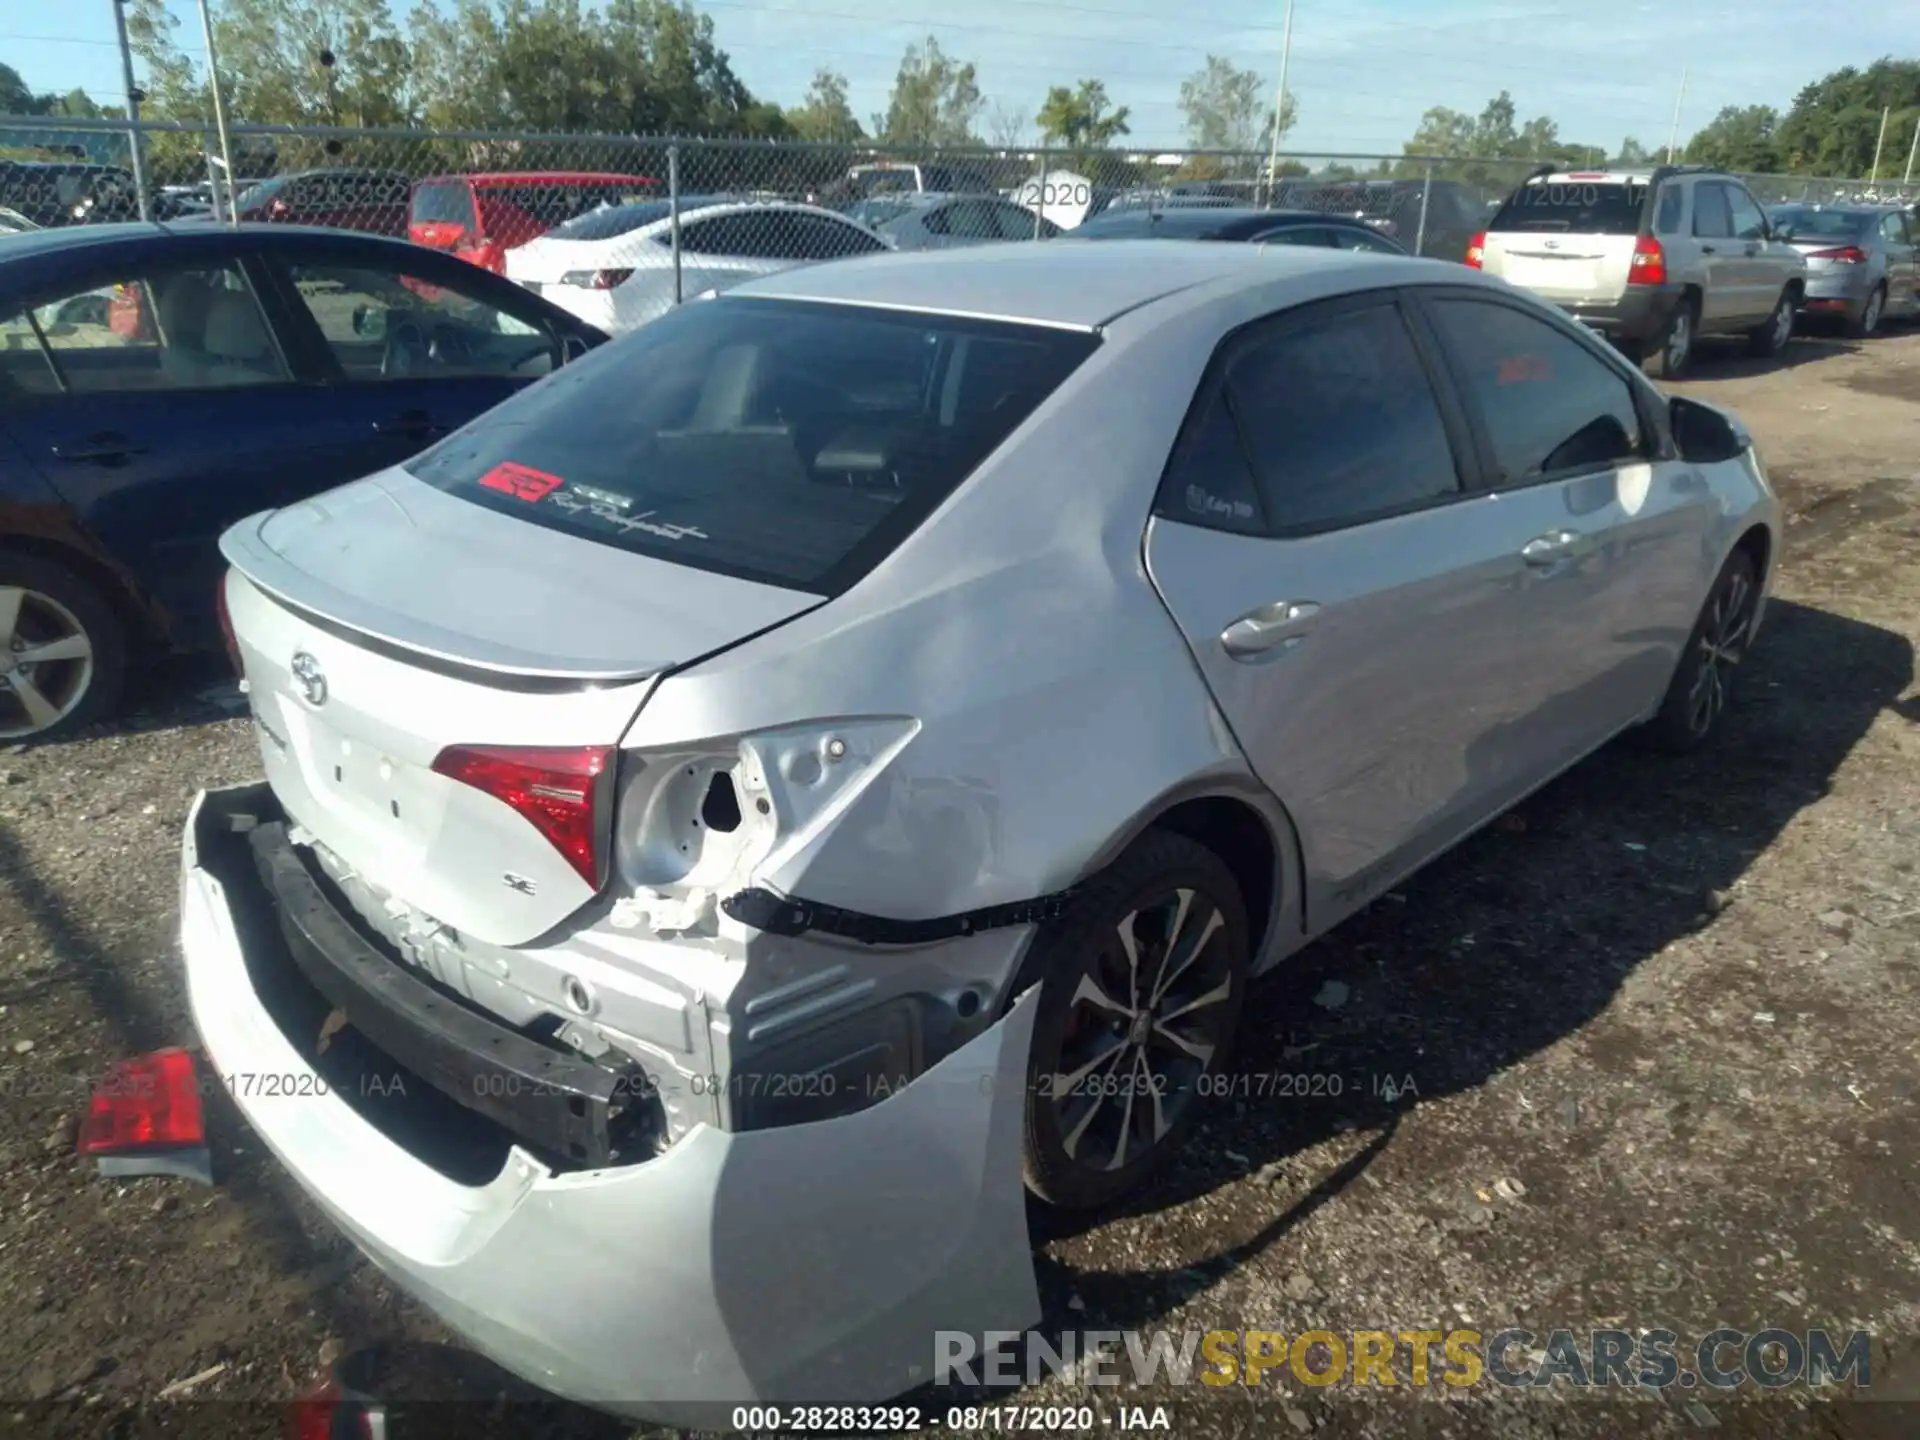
109, 0, 151, 220
196, 0, 238, 224
1665, 67, 1688, 164
1261, 0, 1296, 206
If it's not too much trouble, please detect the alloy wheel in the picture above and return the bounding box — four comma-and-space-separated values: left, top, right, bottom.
1770, 297, 1794, 349
1685, 566, 1755, 737
0, 585, 96, 741
1666, 309, 1692, 373
1048, 886, 1237, 1174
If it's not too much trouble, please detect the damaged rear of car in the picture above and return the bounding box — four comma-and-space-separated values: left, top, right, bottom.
178, 279, 1261, 1419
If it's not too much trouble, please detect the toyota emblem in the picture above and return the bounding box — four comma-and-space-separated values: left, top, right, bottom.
290, 651, 327, 707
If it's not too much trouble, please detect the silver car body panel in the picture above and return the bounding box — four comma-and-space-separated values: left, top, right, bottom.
189, 241, 1779, 1418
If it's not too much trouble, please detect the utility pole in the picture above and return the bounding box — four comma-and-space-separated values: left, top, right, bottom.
109, 0, 151, 220
1261, 0, 1295, 207
1665, 67, 1688, 163
1904, 109, 1919, 184
1867, 104, 1890, 183
196, 0, 238, 224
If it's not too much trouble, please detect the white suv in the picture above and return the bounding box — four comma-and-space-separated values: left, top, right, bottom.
1468, 165, 1807, 379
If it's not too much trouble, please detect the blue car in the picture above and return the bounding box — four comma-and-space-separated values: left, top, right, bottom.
0, 222, 607, 740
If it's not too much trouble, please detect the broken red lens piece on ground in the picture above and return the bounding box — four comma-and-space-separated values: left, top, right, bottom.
77, 1047, 207, 1154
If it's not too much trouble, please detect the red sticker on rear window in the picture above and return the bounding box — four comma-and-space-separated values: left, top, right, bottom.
477, 461, 563, 502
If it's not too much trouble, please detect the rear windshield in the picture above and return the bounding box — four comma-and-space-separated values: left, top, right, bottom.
1490, 180, 1646, 235
544, 197, 728, 241
405, 298, 1100, 594
480, 183, 654, 227
1073, 208, 1239, 240
412, 180, 474, 226
1769, 206, 1873, 239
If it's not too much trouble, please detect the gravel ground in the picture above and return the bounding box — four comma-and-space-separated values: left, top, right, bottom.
2, 325, 1918, 1439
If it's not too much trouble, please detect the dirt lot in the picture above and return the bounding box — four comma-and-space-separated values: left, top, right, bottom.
1, 325, 1918, 1439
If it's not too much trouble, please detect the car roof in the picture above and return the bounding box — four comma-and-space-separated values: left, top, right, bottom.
420, 172, 657, 187
1075, 206, 1364, 240
732, 238, 1413, 329
0, 221, 501, 286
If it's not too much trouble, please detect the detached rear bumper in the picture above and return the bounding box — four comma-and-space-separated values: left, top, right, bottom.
180, 783, 1041, 1424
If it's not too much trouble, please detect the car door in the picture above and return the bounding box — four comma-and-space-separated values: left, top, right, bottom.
1725, 181, 1790, 317
1880, 211, 1919, 314
1416, 289, 1718, 778
1689, 182, 1745, 326
1142, 291, 1537, 926
256, 247, 580, 484
0, 253, 345, 645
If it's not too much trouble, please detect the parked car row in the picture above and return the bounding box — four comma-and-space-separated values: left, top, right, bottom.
1465, 163, 1918, 378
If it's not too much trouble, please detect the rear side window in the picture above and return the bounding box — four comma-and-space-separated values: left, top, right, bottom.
1490, 180, 1647, 235
1427, 298, 1642, 485
1220, 301, 1461, 533
1655, 183, 1683, 234
404, 298, 1100, 593
412, 181, 475, 227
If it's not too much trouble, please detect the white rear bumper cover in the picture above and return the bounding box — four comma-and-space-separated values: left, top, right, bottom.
179, 784, 1040, 1424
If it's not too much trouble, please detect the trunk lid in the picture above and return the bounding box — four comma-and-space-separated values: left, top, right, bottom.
503, 235, 662, 288
220, 467, 821, 946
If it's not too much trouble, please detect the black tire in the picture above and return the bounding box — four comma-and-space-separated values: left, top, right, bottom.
1635, 549, 1759, 755
0, 552, 128, 743
1018, 828, 1249, 1210
1639, 297, 1696, 380
1845, 283, 1886, 339
1746, 288, 1796, 358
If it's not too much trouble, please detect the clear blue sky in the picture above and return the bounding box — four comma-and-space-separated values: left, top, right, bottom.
6, 1, 1918, 158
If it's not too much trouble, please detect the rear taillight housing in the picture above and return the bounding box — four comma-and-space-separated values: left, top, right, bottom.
1628, 233, 1667, 286
1807, 244, 1867, 264
560, 268, 635, 290
77, 1048, 206, 1155
1463, 230, 1485, 268
215, 573, 242, 676
431, 744, 614, 888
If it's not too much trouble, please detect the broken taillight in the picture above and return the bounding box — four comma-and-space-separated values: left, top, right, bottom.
430, 743, 614, 888
77, 1048, 206, 1155
1464, 230, 1486, 268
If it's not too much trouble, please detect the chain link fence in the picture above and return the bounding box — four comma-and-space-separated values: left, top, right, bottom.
4, 114, 1917, 328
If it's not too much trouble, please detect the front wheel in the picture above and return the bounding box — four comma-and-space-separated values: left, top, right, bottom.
1746, 289, 1796, 358
1019, 829, 1249, 1210
1636, 550, 1760, 755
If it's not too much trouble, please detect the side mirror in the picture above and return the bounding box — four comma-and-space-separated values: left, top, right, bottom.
350, 304, 387, 340
1670, 396, 1746, 465
560, 333, 589, 363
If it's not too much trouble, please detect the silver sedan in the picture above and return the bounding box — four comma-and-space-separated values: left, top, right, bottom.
183, 241, 1777, 1420
1770, 202, 1920, 335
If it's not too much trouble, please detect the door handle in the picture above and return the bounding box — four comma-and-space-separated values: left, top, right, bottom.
1699, 244, 1717, 254
372, 410, 442, 438
1744, 243, 1760, 256
51, 433, 147, 464
1520, 530, 1583, 568
1220, 600, 1319, 660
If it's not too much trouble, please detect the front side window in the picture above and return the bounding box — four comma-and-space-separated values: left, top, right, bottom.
18, 263, 289, 395
1725, 186, 1769, 241
1225, 301, 1461, 532
1259, 225, 1334, 247
404, 297, 1100, 592
780, 214, 889, 260
1883, 212, 1913, 245
279, 262, 552, 381
1428, 297, 1642, 485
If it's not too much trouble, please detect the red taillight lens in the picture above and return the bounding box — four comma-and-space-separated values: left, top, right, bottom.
215, 573, 242, 676
589, 267, 633, 290
286, 1380, 377, 1440
1807, 244, 1867, 263
1464, 230, 1485, 268
1628, 233, 1667, 286
77, 1048, 206, 1155
430, 744, 613, 888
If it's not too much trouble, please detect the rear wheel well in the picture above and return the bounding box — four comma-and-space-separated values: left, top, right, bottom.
1147, 796, 1278, 957
1733, 524, 1771, 586
0, 535, 158, 647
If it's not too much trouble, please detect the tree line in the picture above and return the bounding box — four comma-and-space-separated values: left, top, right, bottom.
2, 0, 1915, 185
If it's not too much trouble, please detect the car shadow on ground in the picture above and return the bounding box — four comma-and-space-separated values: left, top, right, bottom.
1684, 331, 1858, 380
1018, 595, 1913, 1336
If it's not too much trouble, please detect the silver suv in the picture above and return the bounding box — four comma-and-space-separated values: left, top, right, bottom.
1469, 165, 1808, 379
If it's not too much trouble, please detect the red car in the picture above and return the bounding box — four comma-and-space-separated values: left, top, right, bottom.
408, 171, 658, 275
